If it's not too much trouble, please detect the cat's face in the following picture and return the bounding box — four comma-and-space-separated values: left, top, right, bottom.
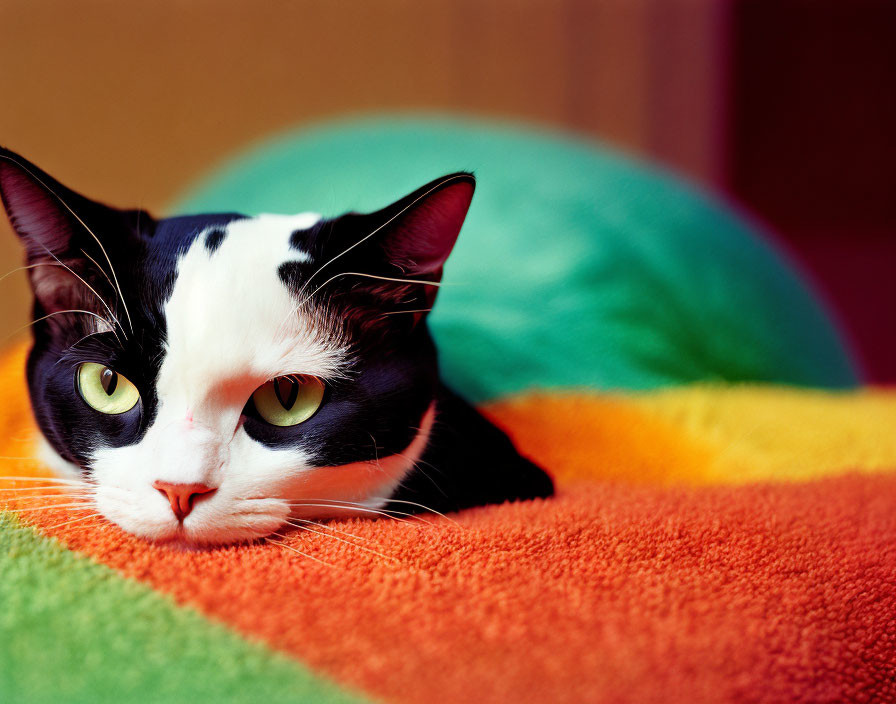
0, 148, 473, 546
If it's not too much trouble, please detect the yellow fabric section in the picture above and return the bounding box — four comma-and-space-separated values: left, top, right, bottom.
482, 394, 720, 486
485, 385, 896, 487
627, 385, 896, 484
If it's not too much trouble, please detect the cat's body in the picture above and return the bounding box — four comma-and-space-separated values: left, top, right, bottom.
0, 148, 552, 546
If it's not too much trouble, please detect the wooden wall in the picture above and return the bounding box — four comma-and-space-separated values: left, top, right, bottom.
0, 0, 729, 336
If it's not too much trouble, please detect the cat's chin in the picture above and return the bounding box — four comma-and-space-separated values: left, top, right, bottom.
150, 530, 277, 551
151, 535, 218, 552
139, 521, 288, 549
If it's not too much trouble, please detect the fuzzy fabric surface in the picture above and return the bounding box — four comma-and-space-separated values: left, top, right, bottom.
2, 342, 895, 704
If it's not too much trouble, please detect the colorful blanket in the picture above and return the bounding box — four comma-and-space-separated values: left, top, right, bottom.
3, 342, 895, 704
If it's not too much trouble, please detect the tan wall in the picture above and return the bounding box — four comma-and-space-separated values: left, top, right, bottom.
0, 0, 727, 337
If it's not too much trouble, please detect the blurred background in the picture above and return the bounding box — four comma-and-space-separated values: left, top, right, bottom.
0, 0, 893, 381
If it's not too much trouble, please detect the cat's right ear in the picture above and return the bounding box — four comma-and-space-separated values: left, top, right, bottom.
361, 173, 475, 278
1, 148, 101, 261
0, 148, 149, 316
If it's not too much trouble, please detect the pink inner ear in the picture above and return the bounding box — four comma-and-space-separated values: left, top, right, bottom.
388, 180, 474, 275
0, 162, 73, 257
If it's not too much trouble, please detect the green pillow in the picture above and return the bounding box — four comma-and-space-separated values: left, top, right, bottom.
175, 116, 859, 402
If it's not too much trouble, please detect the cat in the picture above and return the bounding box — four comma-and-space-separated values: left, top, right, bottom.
0, 147, 553, 546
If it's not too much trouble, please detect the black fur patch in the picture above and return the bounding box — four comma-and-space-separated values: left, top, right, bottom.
203, 227, 226, 253
388, 385, 554, 514
289, 227, 310, 250
277, 260, 312, 295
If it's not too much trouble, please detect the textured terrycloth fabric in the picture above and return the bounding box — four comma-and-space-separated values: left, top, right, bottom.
2, 343, 894, 704
176, 116, 860, 401
0, 514, 366, 704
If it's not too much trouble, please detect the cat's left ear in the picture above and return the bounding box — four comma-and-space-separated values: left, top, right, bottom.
363, 172, 475, 277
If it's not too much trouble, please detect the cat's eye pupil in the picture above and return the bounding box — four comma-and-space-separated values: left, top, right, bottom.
250, 374, 323, 427
274, 375, 300, 410
100, 368, 118, 396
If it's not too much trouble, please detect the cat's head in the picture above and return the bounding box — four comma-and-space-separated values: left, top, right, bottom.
0, 147, 473, 545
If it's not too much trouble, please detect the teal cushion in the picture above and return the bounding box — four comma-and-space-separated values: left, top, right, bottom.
175, 116, 859, 402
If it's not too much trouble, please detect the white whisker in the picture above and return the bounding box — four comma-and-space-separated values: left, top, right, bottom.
380, 308, 433, 317
266, 536, 335, 568
46, 513, 102, 530
32, 242, 126, 342
295, 272, 441, 310
0, 262, 66, 285
288, 500, 434, 527
0, 482, 88, 491
0, 475, 89, 484
11, 502, 94, 513
283, 520, 396, 563
373, 497, 462, 529
4, 309, 121, 346
0, 491, 91, 499
391, 451, 450, 503
80, 249, 119, 302
290, 517, 371, 543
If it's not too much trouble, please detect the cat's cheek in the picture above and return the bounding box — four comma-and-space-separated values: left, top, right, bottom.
187, 499, 290, 546
281, 403, 436, 517
34, 435, 82, 480
93, 484, 180, 542
88, 445, 183, 540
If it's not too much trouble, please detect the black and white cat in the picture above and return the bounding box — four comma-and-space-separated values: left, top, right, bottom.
0, 148, 552, 546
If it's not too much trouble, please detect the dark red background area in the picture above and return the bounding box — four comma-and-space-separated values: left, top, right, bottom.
728, 0, 896, 382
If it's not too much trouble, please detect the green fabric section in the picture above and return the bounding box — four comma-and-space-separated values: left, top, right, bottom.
176, 116, 859, 402
0, 512, 366, 704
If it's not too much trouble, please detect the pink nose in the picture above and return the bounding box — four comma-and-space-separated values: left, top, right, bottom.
152, 481, 217, 521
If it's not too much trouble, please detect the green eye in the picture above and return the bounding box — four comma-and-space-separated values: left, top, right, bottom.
77, 362, 140, 414
251, 375, 324, 427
